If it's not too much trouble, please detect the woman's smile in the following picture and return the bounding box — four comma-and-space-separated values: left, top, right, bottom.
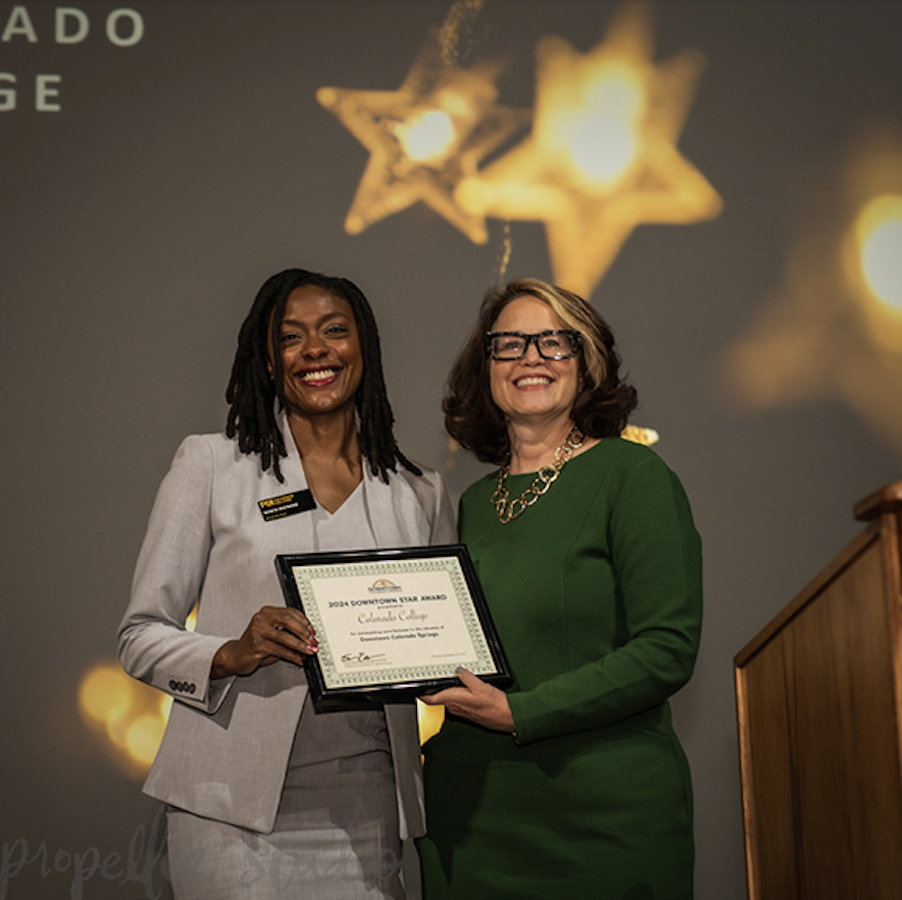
294, 365, 342, 385
513, 374, 554, 388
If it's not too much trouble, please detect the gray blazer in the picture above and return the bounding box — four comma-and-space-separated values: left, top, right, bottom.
118, 424, 456, 836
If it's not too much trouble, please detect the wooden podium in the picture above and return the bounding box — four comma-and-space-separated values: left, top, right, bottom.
734, 483, 902, 899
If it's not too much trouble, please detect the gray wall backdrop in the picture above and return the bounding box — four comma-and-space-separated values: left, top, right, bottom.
3, 1, 902, 898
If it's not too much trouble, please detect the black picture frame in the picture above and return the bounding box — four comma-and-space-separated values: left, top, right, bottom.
275, 543, 512, 709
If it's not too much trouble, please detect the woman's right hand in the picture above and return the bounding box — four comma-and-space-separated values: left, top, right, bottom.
211, 606, 318, 679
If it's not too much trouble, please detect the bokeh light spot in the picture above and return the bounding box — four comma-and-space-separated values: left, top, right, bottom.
857, 194, 902, 309
79, 664, 136, 724
79, 662, 171, 773
567, 63, 643, 185
395, 109, 456, 163
125, 715, 167, 767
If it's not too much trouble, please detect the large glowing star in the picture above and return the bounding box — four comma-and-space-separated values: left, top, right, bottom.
317, 33, 529, 243
456, 2, 722, 297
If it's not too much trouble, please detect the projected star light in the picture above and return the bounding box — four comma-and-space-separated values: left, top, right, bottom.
455, 2, 723, 297
721, 134, 902, 457
317, 33, 529, 243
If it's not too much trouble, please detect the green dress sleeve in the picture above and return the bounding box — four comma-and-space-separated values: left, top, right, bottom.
508, 453, 703, 745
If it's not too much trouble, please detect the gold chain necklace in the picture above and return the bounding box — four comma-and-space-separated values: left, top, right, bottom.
491, 427, 584, 524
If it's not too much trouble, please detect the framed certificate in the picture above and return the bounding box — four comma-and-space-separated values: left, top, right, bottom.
275, 544, 512, 708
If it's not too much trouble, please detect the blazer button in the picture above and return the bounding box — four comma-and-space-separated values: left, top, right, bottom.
169, 680, 178, 691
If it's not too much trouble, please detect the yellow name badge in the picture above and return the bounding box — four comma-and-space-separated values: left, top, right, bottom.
258, 489, 316, 521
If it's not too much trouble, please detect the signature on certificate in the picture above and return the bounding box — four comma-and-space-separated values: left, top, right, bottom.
341, 651, 388, 664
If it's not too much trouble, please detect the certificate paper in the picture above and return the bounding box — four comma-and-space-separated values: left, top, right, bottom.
275, 545, 511, 706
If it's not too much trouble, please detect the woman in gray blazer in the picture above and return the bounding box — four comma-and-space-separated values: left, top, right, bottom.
119, 268, 456, 899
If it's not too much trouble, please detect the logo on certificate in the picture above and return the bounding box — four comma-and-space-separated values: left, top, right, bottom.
368, 579, 401, 593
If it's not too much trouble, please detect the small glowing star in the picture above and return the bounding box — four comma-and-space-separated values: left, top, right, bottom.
317, 30, 529, 243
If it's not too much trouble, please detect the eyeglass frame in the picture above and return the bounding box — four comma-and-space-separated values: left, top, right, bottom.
484, 330, 582, 361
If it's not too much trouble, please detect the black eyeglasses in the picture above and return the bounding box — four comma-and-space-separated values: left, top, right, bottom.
485, 330, 581, 361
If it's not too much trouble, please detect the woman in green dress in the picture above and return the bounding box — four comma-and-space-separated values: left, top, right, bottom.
418, 278, 702, 899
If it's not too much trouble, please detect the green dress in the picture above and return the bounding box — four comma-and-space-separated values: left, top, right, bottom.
418, 438, 703, 900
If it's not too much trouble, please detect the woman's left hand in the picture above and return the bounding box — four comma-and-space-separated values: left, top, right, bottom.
420, 668, 515, 733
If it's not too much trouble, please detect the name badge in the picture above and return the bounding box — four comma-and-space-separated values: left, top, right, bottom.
258, 489, 316, 521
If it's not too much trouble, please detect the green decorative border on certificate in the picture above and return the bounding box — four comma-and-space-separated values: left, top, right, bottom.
295, 557, 493, 687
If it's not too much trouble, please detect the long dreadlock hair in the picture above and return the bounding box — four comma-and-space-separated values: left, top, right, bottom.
225, 268, 421, 484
